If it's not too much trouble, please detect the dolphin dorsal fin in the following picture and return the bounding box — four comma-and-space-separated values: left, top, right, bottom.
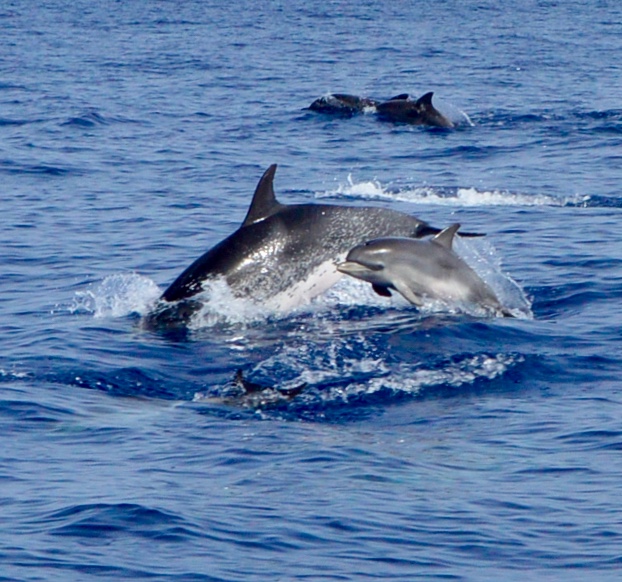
388, 93, 409, 101
242, 164, 284, 227
415, 91, 435, 109
433, 223, 460, 250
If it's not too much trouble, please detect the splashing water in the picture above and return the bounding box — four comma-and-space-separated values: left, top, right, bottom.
321, 175, 591, 207
71, 273, 161, 318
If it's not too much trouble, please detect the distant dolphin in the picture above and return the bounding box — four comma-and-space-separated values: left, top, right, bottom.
307, 93, 409, 116
376, 92, 454, 128
145, 165, 467, 327
308, 94, 379, 116
337, 224, 512, 317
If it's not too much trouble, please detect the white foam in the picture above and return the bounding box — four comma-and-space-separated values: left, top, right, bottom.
336, 353, 519, 400
188, 278, 274, 328
249, 335, 522, 403
320, 175, 590, 207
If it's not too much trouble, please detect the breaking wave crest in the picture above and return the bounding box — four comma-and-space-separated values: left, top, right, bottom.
320, 175, 592, 207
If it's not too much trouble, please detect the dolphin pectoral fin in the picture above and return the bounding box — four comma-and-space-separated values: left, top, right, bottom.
241, 164, 285, 227
393, 281, 425, 306
433, 224, 461, 250
372, 284, 392, 297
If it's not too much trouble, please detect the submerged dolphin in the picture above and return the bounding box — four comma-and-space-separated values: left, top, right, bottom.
145, 165, 461, 327
307, 93, 409, 116
337, 224, 512, 317
376, 92, 454, 128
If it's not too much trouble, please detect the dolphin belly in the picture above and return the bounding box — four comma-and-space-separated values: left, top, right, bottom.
266, 259, 345, 311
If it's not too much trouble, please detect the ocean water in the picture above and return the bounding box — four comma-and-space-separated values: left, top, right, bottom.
2, 0, 622, 580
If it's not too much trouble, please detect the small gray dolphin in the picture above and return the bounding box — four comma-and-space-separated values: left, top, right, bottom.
376, 92, 454, 128
337, 224, 512, 317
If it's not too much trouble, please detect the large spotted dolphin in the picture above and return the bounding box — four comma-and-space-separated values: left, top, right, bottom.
145, 165, 479, 327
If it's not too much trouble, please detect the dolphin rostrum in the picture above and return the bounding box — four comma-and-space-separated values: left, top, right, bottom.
376, 92, 454, 128
337, 224, 512, 317
146, 165, 466, 327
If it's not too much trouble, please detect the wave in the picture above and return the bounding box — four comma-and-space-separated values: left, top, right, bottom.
193, 338, 527, 421
0, 159, 77, 177
38, 502, 201, 542
319, 175, 592, 207
60, 108, 144, 128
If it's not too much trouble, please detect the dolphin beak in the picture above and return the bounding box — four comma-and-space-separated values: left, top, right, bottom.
336, 261, 361, 275
337, 261, 381, 275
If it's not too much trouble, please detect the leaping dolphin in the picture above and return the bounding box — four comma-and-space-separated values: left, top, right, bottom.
337, 224, 512, 317
376, 92, 454, 128
145, 165, 470, 327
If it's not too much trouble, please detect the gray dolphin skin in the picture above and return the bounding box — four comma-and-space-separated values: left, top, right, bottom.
145, 164, 449, 327
308, 93, 380, 116
307, 93, 410, 116
337, 224, 512, 317
376, 92, 454, 128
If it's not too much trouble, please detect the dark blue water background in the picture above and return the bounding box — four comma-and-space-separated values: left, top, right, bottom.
2, 1, 622, 580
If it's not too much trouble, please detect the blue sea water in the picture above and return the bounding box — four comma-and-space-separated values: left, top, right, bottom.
2, 0, 622, 580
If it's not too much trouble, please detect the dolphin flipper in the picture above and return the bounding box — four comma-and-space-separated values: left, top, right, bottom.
393, 280, 425, 306
372, 284, 393, 297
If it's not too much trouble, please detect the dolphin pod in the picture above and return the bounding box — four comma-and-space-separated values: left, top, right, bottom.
308, 91, 454, 128
337, 224, 513, 317
145, 164, 475, 328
